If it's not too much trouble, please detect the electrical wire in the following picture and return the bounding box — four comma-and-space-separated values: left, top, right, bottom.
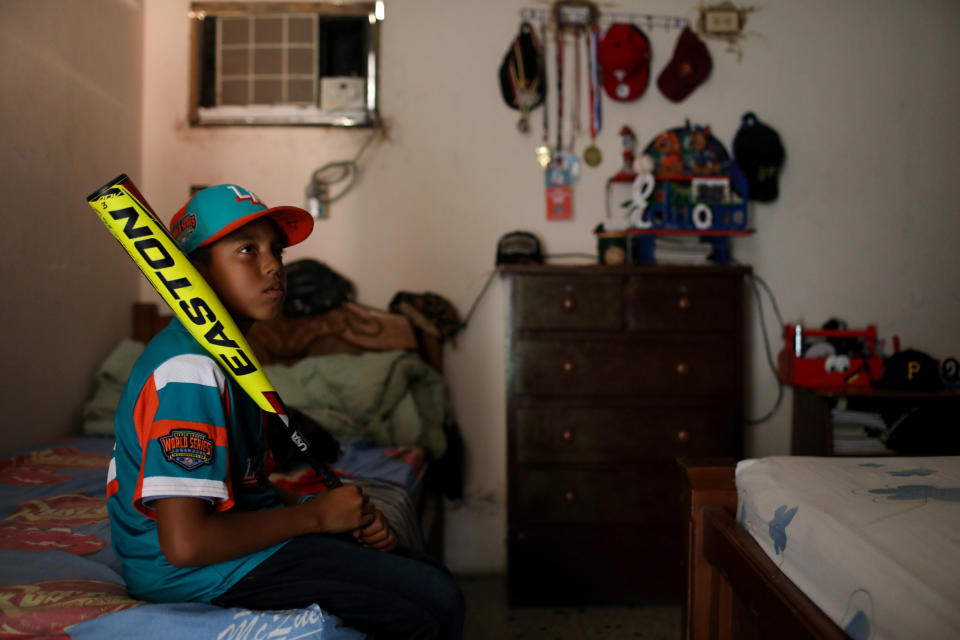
459, 270, 498, 331
738, 265, 786, 424
309, 127, 380, 205
459, 254, 597, 332
750, 271, 785, 329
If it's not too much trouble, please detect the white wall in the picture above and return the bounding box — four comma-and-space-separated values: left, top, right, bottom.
0, 0, 143, 456
140, 0, 960, 573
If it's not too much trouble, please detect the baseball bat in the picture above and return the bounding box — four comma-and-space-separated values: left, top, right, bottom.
87, 174, 342, 489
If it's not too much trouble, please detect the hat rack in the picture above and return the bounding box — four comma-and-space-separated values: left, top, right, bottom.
519, 7, 690, 33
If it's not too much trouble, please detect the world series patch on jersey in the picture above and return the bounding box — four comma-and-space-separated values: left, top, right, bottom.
159, 429, 215, 471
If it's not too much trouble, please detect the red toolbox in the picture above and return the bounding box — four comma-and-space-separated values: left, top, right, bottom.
777, 324, 884, 389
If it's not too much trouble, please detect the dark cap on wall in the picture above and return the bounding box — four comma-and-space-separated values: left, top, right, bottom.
733, 112, 786, 202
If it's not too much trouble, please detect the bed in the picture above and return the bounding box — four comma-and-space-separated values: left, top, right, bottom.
0, 301, 454, 639
680, 455, 960, 640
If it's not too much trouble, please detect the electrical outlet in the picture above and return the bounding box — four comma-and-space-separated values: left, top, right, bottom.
307, 196, 325, 218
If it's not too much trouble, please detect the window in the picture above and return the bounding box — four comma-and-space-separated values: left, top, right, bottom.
189, 2, 381, 127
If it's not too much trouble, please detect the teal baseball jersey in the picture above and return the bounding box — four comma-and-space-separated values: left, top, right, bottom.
107, 319, 286, 603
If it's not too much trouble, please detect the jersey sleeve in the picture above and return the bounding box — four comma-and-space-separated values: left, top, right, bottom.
131, 353, 235, 517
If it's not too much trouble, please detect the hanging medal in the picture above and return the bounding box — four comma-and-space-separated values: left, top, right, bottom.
546, 24, 573, 221
535, 20, 552, 169
570, 29, 582, 152
583, 24, 603, 167
562, 28, 582, 183
554, 24, 580, 183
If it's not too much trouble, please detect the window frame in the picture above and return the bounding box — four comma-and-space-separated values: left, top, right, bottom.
188, 1, 380, 127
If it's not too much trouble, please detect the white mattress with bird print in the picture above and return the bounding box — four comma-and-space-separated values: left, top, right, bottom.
735, 455, 960, 640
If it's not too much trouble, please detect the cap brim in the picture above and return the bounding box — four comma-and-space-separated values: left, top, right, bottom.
199, 205, 314, 249
265, 206, 314, 247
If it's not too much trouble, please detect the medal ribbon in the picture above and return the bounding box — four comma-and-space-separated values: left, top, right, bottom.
541, 20, 549, 148
572, 29, 581, 151
555, 24, 563, 153
589, 24, 602, 140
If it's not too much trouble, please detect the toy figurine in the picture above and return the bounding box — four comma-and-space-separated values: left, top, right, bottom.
618, 125, 637, 177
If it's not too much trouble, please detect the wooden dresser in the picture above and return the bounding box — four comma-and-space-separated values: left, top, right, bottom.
502, 264, 750, 605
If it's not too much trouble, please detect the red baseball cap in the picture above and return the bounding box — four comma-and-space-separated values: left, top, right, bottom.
597, 23, 651, 102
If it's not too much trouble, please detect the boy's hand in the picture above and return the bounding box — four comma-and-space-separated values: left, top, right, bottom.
354, 508, 398, 552
300, 485, 374, 534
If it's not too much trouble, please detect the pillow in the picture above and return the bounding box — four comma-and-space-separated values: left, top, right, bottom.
82, 339, 145, 436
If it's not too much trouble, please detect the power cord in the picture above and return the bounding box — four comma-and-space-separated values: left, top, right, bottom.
736, 263, 786, 424
459, 253, 597, 332
307, 127, 380, 215
459, 270, 498, 331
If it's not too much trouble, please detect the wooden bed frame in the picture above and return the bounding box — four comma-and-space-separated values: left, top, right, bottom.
680, 458, 848, 640
132, 300, 446, 557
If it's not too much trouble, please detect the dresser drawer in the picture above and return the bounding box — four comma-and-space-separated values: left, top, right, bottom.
625, 275, 742, 331
513, 336, 738, 396
514, 404, 738, 463
512, 275, 622, 330
511, 467, 681, 525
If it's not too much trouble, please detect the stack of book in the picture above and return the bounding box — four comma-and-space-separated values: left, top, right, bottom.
831, 409, 891, 454
654, 236, 713, 264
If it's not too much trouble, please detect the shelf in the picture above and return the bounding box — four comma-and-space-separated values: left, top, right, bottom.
798, 386, 960, 399
791, 386, 960, 456
625, 229, 755, 236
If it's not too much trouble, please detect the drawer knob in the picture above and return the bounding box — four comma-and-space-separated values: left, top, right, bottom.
562, 297, 576, 311
562, 361, 576, 373
677, 429, 690, 443
678, 296, 691, 310
676, 362, 690, 375
561, 429, 575, 443
563, 491, 576, 504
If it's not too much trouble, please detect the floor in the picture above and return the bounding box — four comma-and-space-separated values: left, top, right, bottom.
454, 575, 682, 640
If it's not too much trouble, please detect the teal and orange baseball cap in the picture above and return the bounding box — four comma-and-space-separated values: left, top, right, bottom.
169, 184, 313, 254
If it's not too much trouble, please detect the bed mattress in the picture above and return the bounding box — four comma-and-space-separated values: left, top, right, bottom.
0, 435, 428, 639
736, 455, 960, 640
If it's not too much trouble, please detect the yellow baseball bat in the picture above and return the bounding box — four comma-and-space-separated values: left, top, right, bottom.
87, 174, 341, 488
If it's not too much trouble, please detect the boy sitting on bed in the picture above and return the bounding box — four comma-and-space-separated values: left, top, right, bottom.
107, 184, 464, 639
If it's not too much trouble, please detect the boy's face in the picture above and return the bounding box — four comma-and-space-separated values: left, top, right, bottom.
195, 217, 286, 329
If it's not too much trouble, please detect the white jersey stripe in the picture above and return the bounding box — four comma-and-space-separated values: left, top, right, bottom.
141, 476, 229, 502
107, 457, 117, 484
153, 354, 226, 392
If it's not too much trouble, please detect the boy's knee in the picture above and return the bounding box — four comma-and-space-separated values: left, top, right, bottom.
431, 574, 465, 636
440, 578, 465, 617
390, 580, 463, 640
